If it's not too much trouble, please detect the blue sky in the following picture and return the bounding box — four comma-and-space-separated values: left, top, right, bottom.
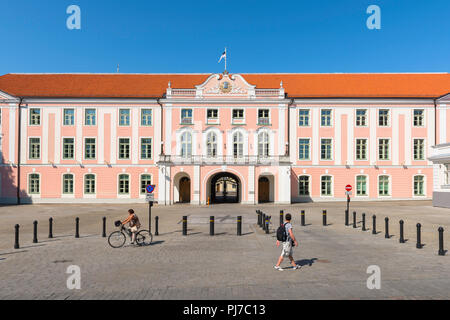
0, 0, 449, 74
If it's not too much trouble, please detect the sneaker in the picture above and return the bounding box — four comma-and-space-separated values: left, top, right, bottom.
293, 265, 301, 270
274, 266, 283, 271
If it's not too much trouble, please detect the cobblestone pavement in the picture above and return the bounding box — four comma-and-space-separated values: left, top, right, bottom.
0, 201, 449, 300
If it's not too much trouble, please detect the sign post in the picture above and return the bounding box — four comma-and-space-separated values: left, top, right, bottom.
146, 185, 156, 233
345, 185, 352, 214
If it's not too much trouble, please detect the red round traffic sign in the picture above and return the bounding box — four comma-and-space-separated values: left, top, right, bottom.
345, 185, 352, 192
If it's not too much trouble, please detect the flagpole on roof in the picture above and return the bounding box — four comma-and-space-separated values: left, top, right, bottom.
225, 47, 227, 72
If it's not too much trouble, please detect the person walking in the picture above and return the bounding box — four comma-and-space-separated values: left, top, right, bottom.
274, 213, 300, 271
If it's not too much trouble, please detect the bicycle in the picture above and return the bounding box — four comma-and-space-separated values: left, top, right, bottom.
108, 220, 153, 248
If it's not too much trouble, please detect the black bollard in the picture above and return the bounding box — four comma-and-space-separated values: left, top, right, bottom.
182, 216, 187, 236
353, 211, 357, 228
345, 209, 349, 226
262, 214, 266, 229
416, 223, 422, 249
399, 220, 405, 243
301, 210, 306, 227
155, 216, 159, 236
33, 221, 38, 243
362, 213, 366, 231
257, 210, 261, 227
265, 218, 269, 234
102, 217, 106, 238
438, 227, 445, 256
280, 210, 284, 227
49, 218, 53, 239
372, 215, 377, 235
210, 216, 214, 236
385, 217, 390, 239
75, 217, 80, 238
237, 216, 242, 236
322, 210, 327, 226
14, 224, 20, 249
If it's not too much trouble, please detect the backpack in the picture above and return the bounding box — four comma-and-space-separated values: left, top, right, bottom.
276, 223, 288, 242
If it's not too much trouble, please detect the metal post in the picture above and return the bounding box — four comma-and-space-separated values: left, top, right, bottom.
280, 210, 284, 227
75, 217, 80, 238
33, 221, 38, 243
102, 217, 106, 238
182, 216, 187, 236
372, 215, 376, 235
14, 224, 20, 249
346, 195, 350, 216
265, 218, 269, 234
353, 211, 357, 228
262, 214, 266, 229
362, 213, 366, 231
416, 223, 422, 249
385, 217, 390, 239
237, 216, 242, 236
210, 216, 214, 236
148, 201, 153, 234
155, 216, 159, 236
399, 220, 405, 243
49, 217, 53, 239
438, 227, 445, 256
322, 210, 327, 226
301, 210, 305, 227
257, 210, 261, 227
345, 209, 349, 226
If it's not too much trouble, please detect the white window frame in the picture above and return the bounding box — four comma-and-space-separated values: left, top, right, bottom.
140, 173, 153, 195
62, 173, 75, 196
412, 138, 426, 161
84, 137, 97, 160
62, 137, 75, 160
83, 173, 97, 197
139, 137, 153, 160
355, 109, 368, 127
257, 108, 271, 126
141, 109, 153, 127
355, 174, 369, 197
180, 108, 193, 125
63, 108, 75, 126
119, 108, 131, 127
320, 174, 333, 197
320, 109, 333, 127
320, 138, 333, 161
28, 173, 41, 195
118, 173, 131, 196
355, 138, 368, 161
378, 138, 391, 161
412, 174, 426, 197
28, 137, 41, 160
378, 174, 391, 197
298, 138, 311, 161
298, 108, 311, 127
412, 109, 425, 127
118, 137, 131, 160
29, 108, 41, 126
84, 108, 97, 126
378, 108, 391, 127
298, 174, 312, 196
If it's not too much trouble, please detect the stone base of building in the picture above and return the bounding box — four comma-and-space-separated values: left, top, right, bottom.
432, 192, 450, 208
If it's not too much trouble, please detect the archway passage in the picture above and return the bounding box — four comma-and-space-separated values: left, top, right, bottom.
179, 177, 191, 203
210, 172, 240, 203
258, 177, 270, 203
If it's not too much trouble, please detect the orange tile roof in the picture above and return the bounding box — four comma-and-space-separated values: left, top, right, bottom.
0, 73, 449, 98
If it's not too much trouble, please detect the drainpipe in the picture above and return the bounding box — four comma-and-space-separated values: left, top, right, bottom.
17, 97, 23, 205
156, 97, 167, 205
286, 98, 294, 156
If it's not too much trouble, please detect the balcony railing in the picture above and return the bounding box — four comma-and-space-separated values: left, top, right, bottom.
158, 155, 291, 165
257, 118, 270, 125
180, 117, 193, 125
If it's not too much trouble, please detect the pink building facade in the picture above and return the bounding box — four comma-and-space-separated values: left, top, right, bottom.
0, 72, 449, 204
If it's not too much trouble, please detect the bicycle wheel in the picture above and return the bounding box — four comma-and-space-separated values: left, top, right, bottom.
108, 231, 126, 248
136, 230, 153, 246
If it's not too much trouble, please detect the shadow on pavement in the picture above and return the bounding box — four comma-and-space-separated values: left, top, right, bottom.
295, 258, 318, 267
0, 250, 29, 256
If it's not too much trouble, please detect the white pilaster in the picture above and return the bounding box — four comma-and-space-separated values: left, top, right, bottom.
193, 165, 200, 204
42, 109, 49, 164
76, 107, 83, 163
369, 108, 377, 165
392, 109, 399, 165
312, 108, 319, 165
248, 165, 255, 204
132, 107, 139, 164
8, 107, 16, 163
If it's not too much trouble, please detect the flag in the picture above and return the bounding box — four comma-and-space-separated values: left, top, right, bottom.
218, 50, 226, 63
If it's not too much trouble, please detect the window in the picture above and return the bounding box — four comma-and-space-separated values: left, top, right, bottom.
321, 176, 332, 196
119, 109, 130, 126
85, 109, 96, 126
258, 132, 269, 157
298, 139, 310, 160
181, 109, 193, 124
180, 132, 192, 158
321, 139, 332, 160
378, 139, 390, 160
140, 174, 152, 194
299, 176, 310, 196
379, 175, 390, 196
141, 109, 152, 126
207, 109, 218, 121
232, 109, 244, 120
414, 176, 425, 196
356, 176, 367, 196
29, 138, 41, 159
118, 174, 130, 195
356, 109, 367, 126
63, 138, 75, 159
63, 174, 74, 194
445, 164, 450, 185
206, 132, 217, 157
378, 109, 389, 126
299, 109, 310, 126
119, 138, 130, 160
141, 138, 152, 159
258, 109, 270, 125
64, 109, 75, 126
29, 174, 40, 194
413, 109, 424, 127
84, 174, 96, 194
233, 132, 243, 158
413, 139, 425, 160
84, 138, 96, 160
321, 109, 332, 126
356, 139, 368, 160
29, 108, 41, 125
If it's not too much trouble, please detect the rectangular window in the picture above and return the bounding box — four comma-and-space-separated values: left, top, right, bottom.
84, 138, 96, 159
63, 174, 74, 194
232, 109, 244, 120
119, 138, 130, 159
321, 109, 332, 126
321, 176, 332, 196
413, 139, 425, 160
298, 139, 310, 160
85, 109, 96, 126
84, 175, 96, 194
140, 175, 152, 194
299, 176, 310, 196
63, 138, 75, 159
118, 175, 130, 194
141, 109, 152, 126
378, 139, 390, 160
379, 176, 390, 196
414, 176, 425, 196
181, 109, 193, 124
119, 109, 130, 126
141, 138, 152, 159
30, 108, 41, 125
299, 109, 310, 126
29, 174, 40, 194
378, 109, 389, 126
356, 176, 367, 196
413, 109, 424, 127
207, 109, 218, 120
258, 109, 270, 125
29, 138, 41, 159
356, 139, 368, 160
63, 109, 75, 126
321, 139, 332, 160
356, 109, 367, 126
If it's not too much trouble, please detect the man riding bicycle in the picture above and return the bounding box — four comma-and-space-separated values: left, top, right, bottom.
121, 209, 141, 244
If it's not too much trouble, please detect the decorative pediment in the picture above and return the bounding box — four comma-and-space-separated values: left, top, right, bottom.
195, 73, 256, 97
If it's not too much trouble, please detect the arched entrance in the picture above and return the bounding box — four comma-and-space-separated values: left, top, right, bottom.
258, 177, 270, 203
179, 177, 191, 203
210, 172, 241, 203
